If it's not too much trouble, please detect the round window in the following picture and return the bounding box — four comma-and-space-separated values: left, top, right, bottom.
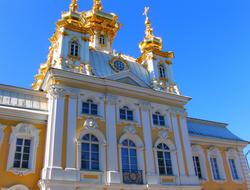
114, 60, 125, 71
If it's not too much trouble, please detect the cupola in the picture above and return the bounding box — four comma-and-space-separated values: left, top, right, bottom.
85, 0, 121, 52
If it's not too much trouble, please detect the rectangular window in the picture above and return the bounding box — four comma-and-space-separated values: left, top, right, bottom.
82, 101, 98, 116
152, 114, 165, 127
229, 159, 239, 180
13, 138, 31, 169
120, 107, 134, 121
210, 157, 221, 180
193, 156, 202, 179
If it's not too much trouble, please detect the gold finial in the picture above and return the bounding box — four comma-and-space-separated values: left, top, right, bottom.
93, 0, 103, 12
70, 0, 78, 12
143, 7, 154, 38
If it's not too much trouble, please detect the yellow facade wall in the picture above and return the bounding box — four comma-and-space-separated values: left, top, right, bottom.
0, 119, 46, 190
198, 144, 248, 190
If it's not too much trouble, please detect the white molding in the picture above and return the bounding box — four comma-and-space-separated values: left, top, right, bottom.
207, 147, 226, 182
0, 124, 6, 145
153, 138, 179, 180
118, 132, 146, 184
77, 128, 106, 181
7, 184, 29, 190
191, 145, 208, 181
7, 123, 40, 176
106, 70, 149, 88
0, 105, 48, 124
78, 91, 105, 119
226, 148, 244, 183
41, 68, 191, 107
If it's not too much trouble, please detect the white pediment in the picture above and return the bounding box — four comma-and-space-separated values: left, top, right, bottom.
106, 71, 148, 88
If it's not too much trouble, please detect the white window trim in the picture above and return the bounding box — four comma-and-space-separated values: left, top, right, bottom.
226, 149, 244, 183
7, 123, 40, 175
192, 145, 208, 182
76, 128, 106, 174
78, 93, 105, 119
0, 124, 6, 145
150, 104, 171, 130
116, 100, 140, 125
154, 138, 178, 183
207, 147, 226, 182
8, 184, 29, 190
118, 131, 145, 183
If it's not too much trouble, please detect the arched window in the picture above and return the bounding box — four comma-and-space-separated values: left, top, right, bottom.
192, 145, 208, 180
158, 64, 166, 79
121, 139, 138, 172
70, 41, 79, 57
120, 106, 133, 121
99, 35, 105, 45
81, 134, 99, 171
157, 143, 173, 176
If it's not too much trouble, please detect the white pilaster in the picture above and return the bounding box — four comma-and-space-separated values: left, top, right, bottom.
179, 113, 196, 177
140, 101, 157, 184
239, 150, 250, 190
49, 87, 65, 169
66, 95, 77, 169
81, 35, 90, 64
171, 112, 186, 177
105, 94, 120, 184
0, 124, 5, 145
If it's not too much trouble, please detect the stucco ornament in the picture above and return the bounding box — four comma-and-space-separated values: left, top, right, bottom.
158, 130, 168, 140
124, 125, 136, 135
83, 118, 98, 129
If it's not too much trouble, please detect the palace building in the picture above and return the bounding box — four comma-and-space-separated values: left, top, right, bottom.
0, 0, 249, 190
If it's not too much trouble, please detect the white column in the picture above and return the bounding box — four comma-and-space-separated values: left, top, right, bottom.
48, 86, 65, 169
140, 101, 157, 184
171, 112, 186, 177
66, 95, 77, 169
105, 94, 120, 184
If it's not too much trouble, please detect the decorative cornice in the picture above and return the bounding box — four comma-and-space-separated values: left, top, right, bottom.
138, 100, 151, 111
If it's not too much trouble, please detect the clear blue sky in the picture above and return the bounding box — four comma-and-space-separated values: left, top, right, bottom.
0, 0, 249, 159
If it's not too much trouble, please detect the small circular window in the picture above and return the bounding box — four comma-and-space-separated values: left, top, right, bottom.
114, 60, 125, 71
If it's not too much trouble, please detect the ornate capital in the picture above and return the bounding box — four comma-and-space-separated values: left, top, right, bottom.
139, 101, 151, 111
170, 107, 187, 117
48, 86, 66, 98
105, 94, 118, 105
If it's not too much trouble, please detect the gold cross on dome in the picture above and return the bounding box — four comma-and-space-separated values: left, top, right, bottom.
143, 7, 150, 17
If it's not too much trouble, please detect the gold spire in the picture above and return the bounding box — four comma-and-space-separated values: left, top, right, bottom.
139, 7, 163, 53
70, 0, 78, 12
92, 0, 103, 12
143, 7, 154, 38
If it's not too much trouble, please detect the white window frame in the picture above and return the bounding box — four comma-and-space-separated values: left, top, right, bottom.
158, 64, 167, 79
69, 39, 80, 57
0, 124, 6, 145
154, 138, 178, 180
116, 99, 140, 125
99, 35, 106, 45
152, 112, 167, 128
150, 105, 171, 130
7, 123, 39, 175
208, 147, 226, 182
77, 128, 106, 173
118, 130, 145, 183
78, 92, 105, 119
192, 145, 208, 181
226, 149, 244, 182
8, 185, 29, 190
